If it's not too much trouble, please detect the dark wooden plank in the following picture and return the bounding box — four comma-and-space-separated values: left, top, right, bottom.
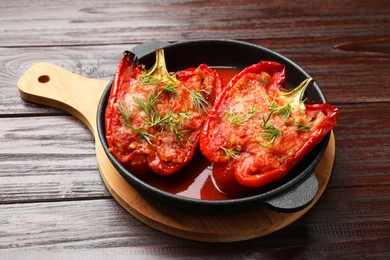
0, 45, 129, 116
0, 103, 389, 203
0, 186, 388, 257
0, 0, 388, 258
0, 116, 110, 203
331, 103, 390, 188
249, 37, 390, 104
0, 0, 388, 47
1, 37, 389, 117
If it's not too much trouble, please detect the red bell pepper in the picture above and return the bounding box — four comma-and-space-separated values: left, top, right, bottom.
106, 49, 222, 176
200, 61, 338, 196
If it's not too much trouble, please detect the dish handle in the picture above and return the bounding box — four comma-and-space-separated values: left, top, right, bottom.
262, 173, 319, 212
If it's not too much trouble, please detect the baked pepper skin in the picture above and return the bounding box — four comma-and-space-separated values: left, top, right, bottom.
106, 50, 222, 176
200, 61, 338, 196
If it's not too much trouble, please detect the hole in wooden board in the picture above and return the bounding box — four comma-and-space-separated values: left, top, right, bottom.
38, 75, 50, 83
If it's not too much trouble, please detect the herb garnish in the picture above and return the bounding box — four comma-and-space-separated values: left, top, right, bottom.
117, 100, 156, 144
221, 146, 239, 160
188, 89, 210, 112
224, 105, 258, 125
261, 111, 282, 148
294, 121, 310, 131
146, 109, 173, 128
171, 128, 190, 146
247, 105, 258, 119
139, 73, 162, 85
133, 127, 155, 144
117, 100, 132, 128
224, 109, 246, 125
266, 95, 291, 123
161, 82, 178, 94
133, 86, 162, 117
256, 75, 270, 85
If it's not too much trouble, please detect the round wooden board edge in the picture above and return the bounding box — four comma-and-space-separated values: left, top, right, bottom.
96, 132, 335, 243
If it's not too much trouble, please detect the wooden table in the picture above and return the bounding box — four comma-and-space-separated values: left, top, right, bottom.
1, 0, 389, 258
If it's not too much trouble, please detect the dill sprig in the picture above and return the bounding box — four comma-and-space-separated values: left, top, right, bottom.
188, 89, 210, 112
165, 115, 189, 146
171, 128, 191, 146
263, 125, 282, 139
261, 111, 282, 148
133, 127, 155, 144
260, 136, 277, 148
294, 121, 310, 131
177, 112, 191, 127
279, 104, 292, 123
221, 146, 239, 160
247, 105, 258, 119
140, 73, 178, 94
117, 100, 155, 144
266, 95, 291, 123
224, 105, 258, 125
117, 100, 132, 128
130, 86, 195, 145
224, 109, 246, 125
256, 75, 270, 85
178, 111, 191, 120
161, 82, 178, 94
133, 86, 162, 116
146, 109, 173, 128
139, 73, 162, 85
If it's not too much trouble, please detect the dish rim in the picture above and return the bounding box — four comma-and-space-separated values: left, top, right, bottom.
96, 39, 329, 211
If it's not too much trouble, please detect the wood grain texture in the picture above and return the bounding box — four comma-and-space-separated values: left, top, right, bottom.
0, 116, 110, 204
17, 62, 109, 133
332, 103, 390, 187
1, 0, 389, 257
95, 132, 334, 242
15, 62, 335, 242
0, 45, 125, 115
0, 0, 388, 47
1, 37, 389, 117
1, 103, 387, 204
0, 186, 388, 257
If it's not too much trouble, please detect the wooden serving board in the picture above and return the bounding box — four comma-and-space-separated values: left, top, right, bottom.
18, 63, 335, 242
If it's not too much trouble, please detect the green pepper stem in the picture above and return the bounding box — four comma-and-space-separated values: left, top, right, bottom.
280, 77, 313, 112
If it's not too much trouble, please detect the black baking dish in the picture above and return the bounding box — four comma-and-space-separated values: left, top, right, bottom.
97, 39, 330, 212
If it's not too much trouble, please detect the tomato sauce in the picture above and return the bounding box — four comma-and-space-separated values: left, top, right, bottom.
140, 67, 240, 200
